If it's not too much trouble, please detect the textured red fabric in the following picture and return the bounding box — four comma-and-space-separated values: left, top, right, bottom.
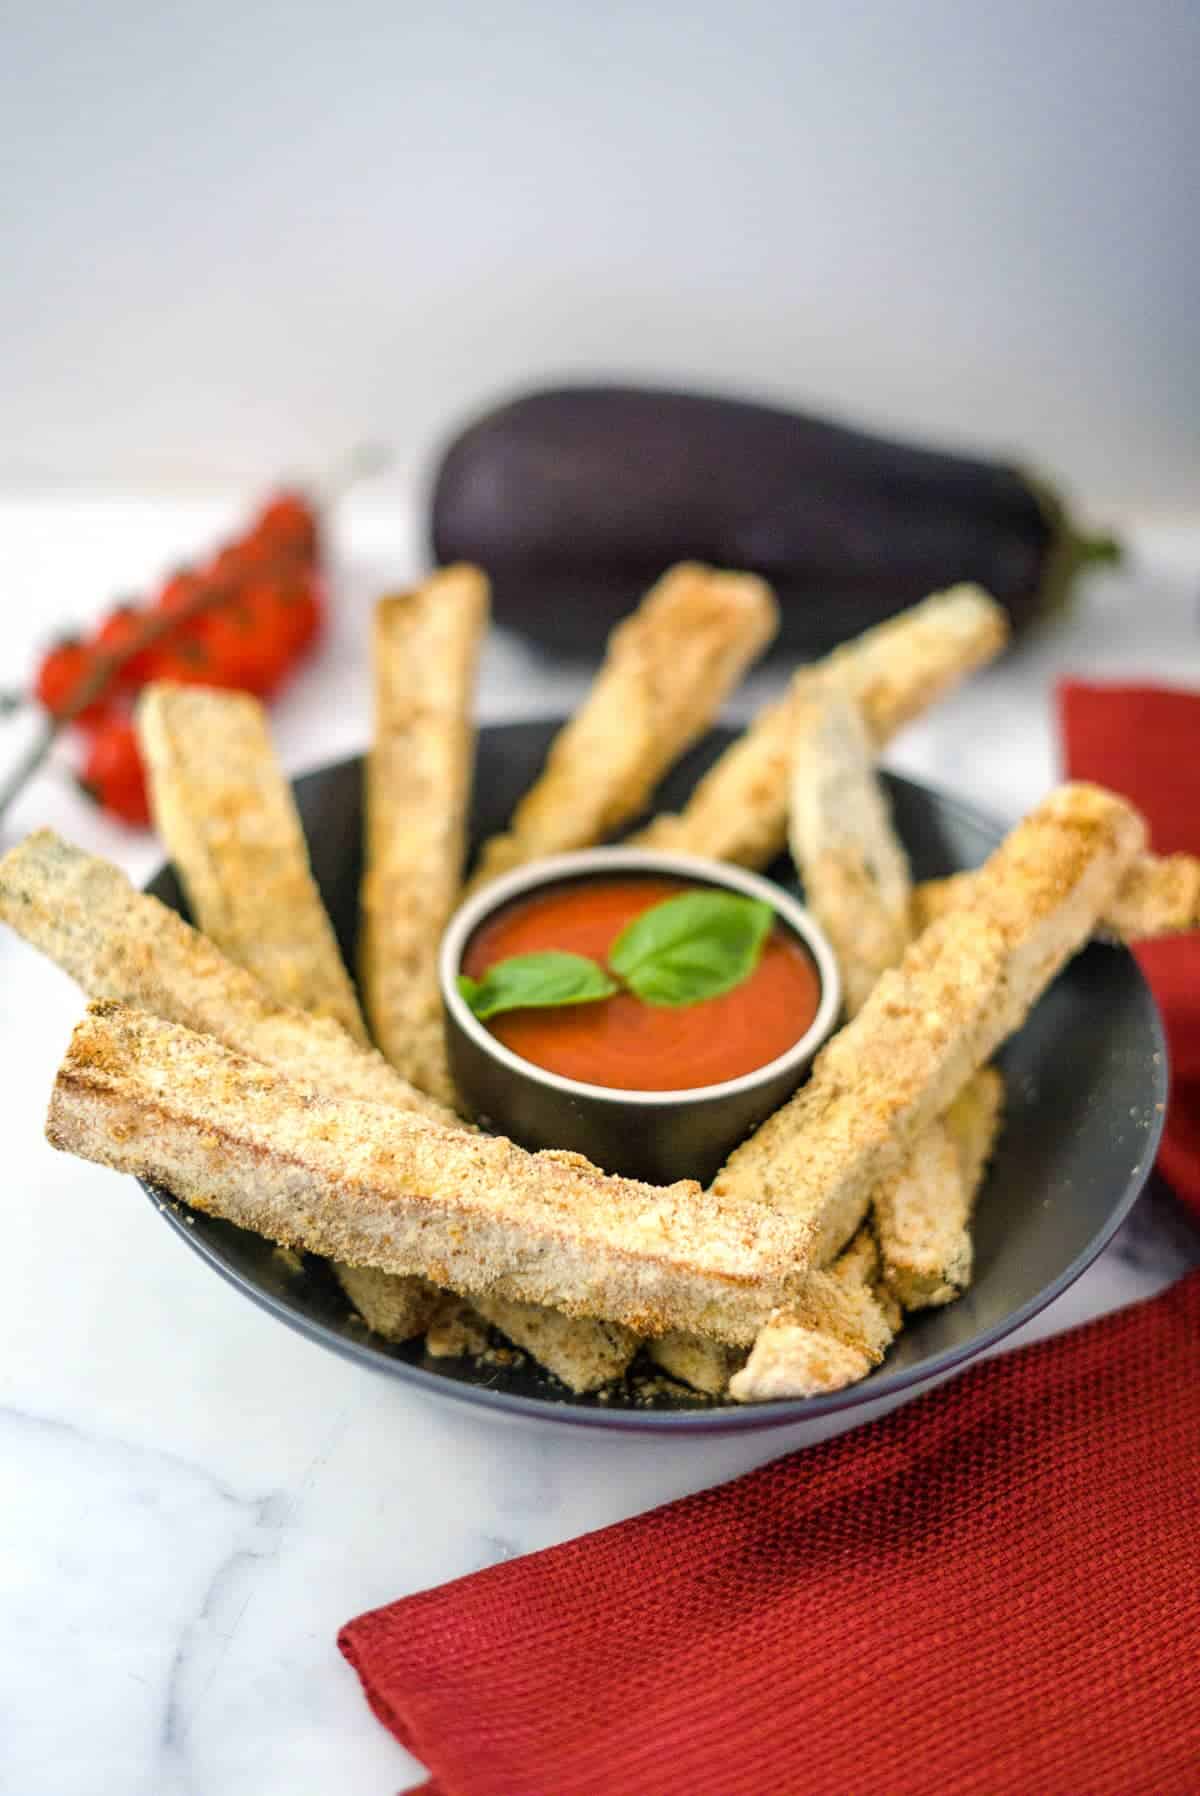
1060, 679, 1200, 1219
340, 1270, 1200, 1796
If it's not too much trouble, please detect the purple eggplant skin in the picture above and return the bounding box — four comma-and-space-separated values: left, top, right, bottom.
428, 385, 1118, 659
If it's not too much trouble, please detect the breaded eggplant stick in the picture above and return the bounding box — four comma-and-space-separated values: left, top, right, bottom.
0, 831, 450, 1123
464, 563, 778, 895
357, 569, 640, 1372
635, 585, 1007, 868
647, 1334, 747, 1397
138, 683, 368, 1042
873, 1067, 1005, 1310
360, 566, 489, 1106
470, 1294, 639, 1394
913, 852, 1200, 944
337, 1266, 441, 1342
660, 689, 953, 1394
788, 684, 913, 1017
729, 1227, 901, 1403
711, 783, 1145, 1272
424, 1295, 490, 1359
48, 1003, 801, 1343
785, 688, 1003, 1306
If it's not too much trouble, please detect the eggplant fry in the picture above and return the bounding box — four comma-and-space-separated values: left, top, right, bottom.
138, 683, 368, 1042
784, 693, 1004, 1309
464, 562, 777, 894
471, 1294, 640, 1394
646, 1334, 747, 1397
360, 565, 489, 1107
788, 683, 912, 1017
424, 1295, 490, 1359
913, 852, 1200, 945
48, 1003, 802, 1343
872, 1066, 1005, 1310
729, 1227, 900, 1403
338, 1265, 441, 1343
711, 783, 1144, 1273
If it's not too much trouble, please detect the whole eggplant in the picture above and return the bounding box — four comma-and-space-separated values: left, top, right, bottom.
429, 385, 1118, 659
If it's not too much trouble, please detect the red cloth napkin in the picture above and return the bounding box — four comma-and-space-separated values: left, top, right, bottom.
341, 678, 1200, 1796
343, 1272, 1200, 1796
1060, 680, 1200, 1218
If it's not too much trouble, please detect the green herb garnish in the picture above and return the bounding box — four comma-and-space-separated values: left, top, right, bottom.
458, 890, 775, 1021
457, 951, 619, 1021
607, 890, 774, 1008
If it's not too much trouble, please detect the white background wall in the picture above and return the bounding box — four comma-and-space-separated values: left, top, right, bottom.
2, 0, 1196, 511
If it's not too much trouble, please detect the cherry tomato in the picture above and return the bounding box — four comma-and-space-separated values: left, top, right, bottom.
154, 568, 209, 641
253, 490, 319, 563
152, 635, 218, 688
34, 637, 109, 726
285, 573, 324, 656
91, 602, 157, 689
207, 541, 257, 591
200, 600, 283, 698
253, 583, 305, 691
81, 717, 151, 827
250, 573, 323, 662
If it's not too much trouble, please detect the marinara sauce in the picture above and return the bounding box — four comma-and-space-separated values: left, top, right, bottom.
460, 876, 821, 1092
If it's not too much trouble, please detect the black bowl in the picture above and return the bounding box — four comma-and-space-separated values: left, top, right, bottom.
141, 720, 1167, 1433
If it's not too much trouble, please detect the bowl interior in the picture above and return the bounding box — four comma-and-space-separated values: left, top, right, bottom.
142, 720, 1166, 1432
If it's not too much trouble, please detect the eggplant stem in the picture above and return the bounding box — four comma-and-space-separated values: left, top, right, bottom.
1021, 469, 1123, 623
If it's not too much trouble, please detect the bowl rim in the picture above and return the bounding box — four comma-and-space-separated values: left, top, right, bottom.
137, 735, 1171, 1435
438, 846, 843, 1108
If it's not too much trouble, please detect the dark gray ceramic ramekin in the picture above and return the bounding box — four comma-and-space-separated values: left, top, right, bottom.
438, 847, 842, 1184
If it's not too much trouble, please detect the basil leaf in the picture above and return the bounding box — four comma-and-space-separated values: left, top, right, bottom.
457, 951, 617, 1021
608, 890, 774, 1008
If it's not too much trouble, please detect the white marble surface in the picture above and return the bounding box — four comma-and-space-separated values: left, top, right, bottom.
1, 494, 1198, 1796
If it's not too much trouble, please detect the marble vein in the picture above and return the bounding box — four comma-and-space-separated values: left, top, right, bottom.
1, 1404, 287, 1796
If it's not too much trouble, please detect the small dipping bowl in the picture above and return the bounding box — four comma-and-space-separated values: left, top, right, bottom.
439, 848, 842, 1185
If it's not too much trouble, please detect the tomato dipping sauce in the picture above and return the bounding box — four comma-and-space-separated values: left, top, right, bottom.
460, 876, 822, 1092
